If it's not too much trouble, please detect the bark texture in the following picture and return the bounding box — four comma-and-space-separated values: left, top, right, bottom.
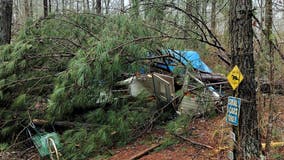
229, 0, 261, 159
43, 0, 48, 17
264, 0, 274, 154
24, 0, 30, 18
96, 0, 101, 14
211, 0, 217, 34
0, 0, 13, 45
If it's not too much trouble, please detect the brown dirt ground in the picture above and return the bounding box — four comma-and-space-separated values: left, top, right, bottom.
1, 96, 283, 160
107, 95, 284, 160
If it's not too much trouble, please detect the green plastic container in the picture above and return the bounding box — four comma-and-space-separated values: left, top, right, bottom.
31, 132, 61, 157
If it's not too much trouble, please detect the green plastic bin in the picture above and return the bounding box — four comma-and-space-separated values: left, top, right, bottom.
31, 132, 61, 157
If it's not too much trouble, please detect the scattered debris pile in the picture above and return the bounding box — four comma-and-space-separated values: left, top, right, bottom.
0, 14, 228, 159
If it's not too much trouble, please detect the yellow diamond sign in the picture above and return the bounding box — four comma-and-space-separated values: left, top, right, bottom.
227, 65, 244, 90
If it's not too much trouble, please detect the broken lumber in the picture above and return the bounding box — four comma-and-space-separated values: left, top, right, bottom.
173, 133, 213, 149
127, 143, 161, 160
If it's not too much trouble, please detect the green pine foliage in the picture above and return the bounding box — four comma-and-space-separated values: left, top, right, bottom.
0, 13, 168, 158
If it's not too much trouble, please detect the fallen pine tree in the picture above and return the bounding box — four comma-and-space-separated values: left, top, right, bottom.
0, 13, 180, 159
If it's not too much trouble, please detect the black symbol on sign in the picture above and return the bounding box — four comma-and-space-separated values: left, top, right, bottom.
232, 75, 239, 81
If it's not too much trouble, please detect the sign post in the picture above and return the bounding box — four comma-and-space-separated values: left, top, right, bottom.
226, 65, 244, 160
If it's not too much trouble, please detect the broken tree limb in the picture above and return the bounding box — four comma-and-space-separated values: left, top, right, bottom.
32, 119, 99, 128
173, 133, 213, 149
127, 143, 161, 160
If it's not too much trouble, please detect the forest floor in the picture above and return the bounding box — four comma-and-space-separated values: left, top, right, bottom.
107, 95, 284, 160
1, 95, 283, 160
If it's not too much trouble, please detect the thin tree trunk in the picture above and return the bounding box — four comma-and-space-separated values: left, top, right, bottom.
86, 0, 90, 12
92, 0, 95, 12
24, 0, 30, 19
96, 0, 101, 14
211, 0, 216, 34
121, 0, 124, 13
55, 0, 59, 13
48, 0, 51, 13
202, 0, 207, 20
264, 0, 274, 154
62, 0, 65, 13
105, 0, 110, 14
83, 0, 86, 11
76, 0, 79, 13
43, 0, 48, 17
229, 0, 261, 159
0, 0, 13, 45
29, 0, 33, 17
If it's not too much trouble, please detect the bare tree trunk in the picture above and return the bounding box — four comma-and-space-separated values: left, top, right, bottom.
0, 0, 13, 45
48, 0, 51, 13
13, 0, 19, 25
29, 0, 33, 17
202, 0, 207, 20
62, 0, 65, 13
55, 0, 59, 13
96, 0, 101, 14
43, 0, 48, 17
83, 0, 86, 11
92, 0, 95, 12
86, 0, 90, 12
105, 0, 110, 14
264, 0, 274, 155
76, 0, 79, 13
120, 0, 124, 13
24, 0, 30, 19
211, 0, 216, 34
229, 0, 261, 159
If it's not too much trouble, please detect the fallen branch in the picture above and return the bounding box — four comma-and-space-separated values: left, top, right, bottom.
32, 119, 99, 128
127, 143, 161, 160
173, 133, 213, 149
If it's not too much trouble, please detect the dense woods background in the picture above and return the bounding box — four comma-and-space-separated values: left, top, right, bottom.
1, 0, 284, 159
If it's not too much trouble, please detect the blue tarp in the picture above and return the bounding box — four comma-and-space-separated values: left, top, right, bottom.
153, 50, 218, 93
155, 49, 212, 73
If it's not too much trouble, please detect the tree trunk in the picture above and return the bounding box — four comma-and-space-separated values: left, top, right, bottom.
43, 0, 48, 17
92, 0, 95, 12
48, 0, 51, 13
62, 0, 65, 13
76, 0, 79, 13
105, 0, 110, 14
229, 0, 261, 159
55, 0, 59, 13
264, 0, 274, 155
211, 0, 216, 34
86, 0, 90, 12
24, 0, 30, 19
202, 0, 207, 20
96, 0, 101, 14
83, 0, 86, 11
29, 0, 33, 17
121, 0, 124, 13
0, 0, 13, 45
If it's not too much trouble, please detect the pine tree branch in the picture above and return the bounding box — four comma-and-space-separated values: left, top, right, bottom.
1, 75, 54, 90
